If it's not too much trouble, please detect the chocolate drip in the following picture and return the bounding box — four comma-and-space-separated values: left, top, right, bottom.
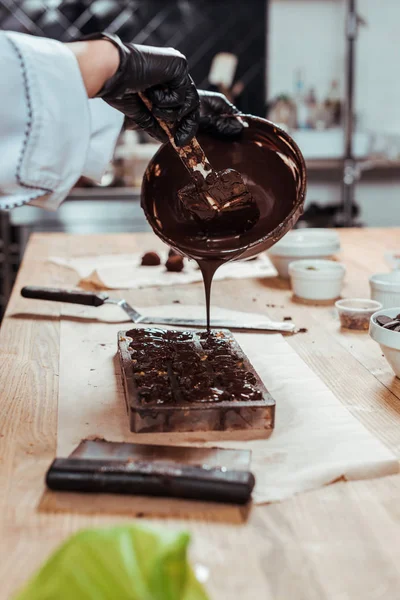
197, 259, 223, 331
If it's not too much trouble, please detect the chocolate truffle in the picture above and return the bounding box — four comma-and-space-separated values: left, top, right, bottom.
141, 251, 161, 266
165, 255, 184, 272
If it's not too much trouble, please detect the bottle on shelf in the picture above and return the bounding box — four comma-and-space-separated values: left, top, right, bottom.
305, 87, 317, 129
324, 79, 342, 127
294, 69, 308, 130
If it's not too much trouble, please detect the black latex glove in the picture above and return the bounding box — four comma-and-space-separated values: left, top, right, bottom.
197, 90, 244, 140
91, 33, 199, 147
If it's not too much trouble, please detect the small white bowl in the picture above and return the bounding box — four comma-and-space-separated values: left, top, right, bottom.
369, 272, 400, 308
268, 229, 341, 279
289, 259, 346, 301
369, 307, 400, 377
335, 298, 383, 330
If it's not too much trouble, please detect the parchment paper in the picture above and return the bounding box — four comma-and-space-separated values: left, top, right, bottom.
56, 304, 398, 506
49, 251, 276, 289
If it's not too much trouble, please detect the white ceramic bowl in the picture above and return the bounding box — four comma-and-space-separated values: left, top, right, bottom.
369, 307, 400, 377
289, 259, 346, 301
369, 272, 400, 308
268, 228, 341, 279
335, 298, 382, 330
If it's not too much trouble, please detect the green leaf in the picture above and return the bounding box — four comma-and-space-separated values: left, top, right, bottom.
14, 524, 209, 600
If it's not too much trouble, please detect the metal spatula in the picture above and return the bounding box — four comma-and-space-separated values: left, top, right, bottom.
20, 286, 296, 333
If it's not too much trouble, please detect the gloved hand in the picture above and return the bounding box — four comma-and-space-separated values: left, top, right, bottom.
91, 33, 199, 147
198, 90, 244, 139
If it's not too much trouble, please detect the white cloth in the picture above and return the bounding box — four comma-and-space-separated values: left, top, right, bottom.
0, 31, 123, 211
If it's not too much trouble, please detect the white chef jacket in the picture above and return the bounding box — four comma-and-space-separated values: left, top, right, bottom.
0, 31, 124, 211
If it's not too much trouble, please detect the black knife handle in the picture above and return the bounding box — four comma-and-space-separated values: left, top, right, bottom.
21, 286, 109, 307
46, 458, 255, 505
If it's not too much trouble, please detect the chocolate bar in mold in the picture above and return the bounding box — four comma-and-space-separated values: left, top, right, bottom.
118, 328, 275, 434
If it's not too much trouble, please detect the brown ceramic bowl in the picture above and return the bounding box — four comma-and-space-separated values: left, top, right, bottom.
141, 115, 306, 261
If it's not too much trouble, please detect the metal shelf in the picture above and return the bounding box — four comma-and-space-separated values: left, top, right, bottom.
68, 187, 141, 201
306, 158, 400, 172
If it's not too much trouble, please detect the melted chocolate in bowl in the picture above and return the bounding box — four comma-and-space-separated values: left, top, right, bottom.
141, 116, 307, 328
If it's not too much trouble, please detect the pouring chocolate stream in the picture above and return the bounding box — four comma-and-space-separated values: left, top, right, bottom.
141, 114, 307, 329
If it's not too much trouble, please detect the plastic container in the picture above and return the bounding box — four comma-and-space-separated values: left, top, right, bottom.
335, 298, 382, 330
369, 307, 400, 378
289, 259, 345, 301
369, 272, 400, 308
268, 229, 340, 279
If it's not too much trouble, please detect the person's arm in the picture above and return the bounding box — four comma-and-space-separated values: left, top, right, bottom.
0, 31, 124, 211
0, 31, 200, 211
83, 32, 200, 147
67, 35, 245, 143
66, 39, 119, 97
0, 31, 244, 212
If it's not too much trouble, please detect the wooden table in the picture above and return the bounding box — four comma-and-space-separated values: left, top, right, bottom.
2, 228, 400, 599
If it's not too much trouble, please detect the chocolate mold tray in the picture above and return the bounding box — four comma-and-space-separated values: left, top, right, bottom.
118, 328, 275, 434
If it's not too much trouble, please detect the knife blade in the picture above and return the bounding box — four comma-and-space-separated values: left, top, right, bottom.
115, 299, 295, 332
114, 301, 295, 332
136, 316, 296, 333
114, 299, 142, 322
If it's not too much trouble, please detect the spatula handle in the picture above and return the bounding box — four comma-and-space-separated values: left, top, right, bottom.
21, 286, 108, 307
138, 92, 211, 178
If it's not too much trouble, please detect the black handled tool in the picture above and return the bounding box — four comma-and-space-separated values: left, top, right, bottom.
21, 286, 109, 307
46, 440, 255, 505
20, 286, 296, 332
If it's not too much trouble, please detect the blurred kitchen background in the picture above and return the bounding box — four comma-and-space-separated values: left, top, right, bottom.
1, 0, 400, 317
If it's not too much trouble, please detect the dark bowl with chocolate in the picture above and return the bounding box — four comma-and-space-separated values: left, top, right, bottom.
141, 116, 307, 261
370, 307, 400, 378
